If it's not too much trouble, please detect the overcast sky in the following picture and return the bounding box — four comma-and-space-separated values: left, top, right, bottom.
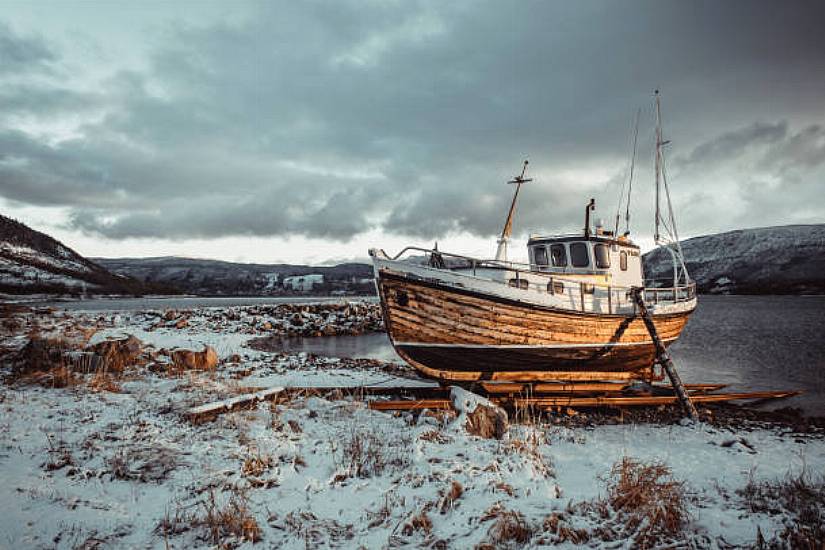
1, 1, 823, 264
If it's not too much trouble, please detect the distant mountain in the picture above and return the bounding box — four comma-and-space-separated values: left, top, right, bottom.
94, 256, 375, 296
0, 215, 163, 296
644, 224, 825, 294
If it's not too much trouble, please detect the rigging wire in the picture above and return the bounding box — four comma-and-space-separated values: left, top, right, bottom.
624, 108, 641, 235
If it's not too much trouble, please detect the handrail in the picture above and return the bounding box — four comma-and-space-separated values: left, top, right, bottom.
380, 245, 696, 307
387, 246, 693, 293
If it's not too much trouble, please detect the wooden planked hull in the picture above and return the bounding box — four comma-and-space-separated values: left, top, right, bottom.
377, 270, 694, 382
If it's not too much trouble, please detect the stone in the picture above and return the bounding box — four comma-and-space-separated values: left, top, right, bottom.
171, 345, 219, 370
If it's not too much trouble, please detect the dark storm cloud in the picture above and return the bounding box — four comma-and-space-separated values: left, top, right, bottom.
0, 22, 54, 75
1, 1, 824, 242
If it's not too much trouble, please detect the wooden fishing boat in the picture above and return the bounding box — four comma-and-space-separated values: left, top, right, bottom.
370, 92, 696, 383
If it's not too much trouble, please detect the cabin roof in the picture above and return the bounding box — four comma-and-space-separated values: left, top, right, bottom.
527, 233, 640, 250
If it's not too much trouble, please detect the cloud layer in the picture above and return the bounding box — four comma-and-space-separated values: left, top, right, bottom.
1, 1, 824, 252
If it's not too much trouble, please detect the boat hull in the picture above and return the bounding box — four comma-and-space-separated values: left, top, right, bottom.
377, 270, 693, 382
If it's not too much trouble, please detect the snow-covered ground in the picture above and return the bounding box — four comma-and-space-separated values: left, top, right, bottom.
0, 302, 822, 548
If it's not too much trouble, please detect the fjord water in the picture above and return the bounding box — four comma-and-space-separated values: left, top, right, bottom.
281, 295, 825, 416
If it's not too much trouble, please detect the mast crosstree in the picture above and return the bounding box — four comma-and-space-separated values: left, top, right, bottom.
495, 160, 533, 261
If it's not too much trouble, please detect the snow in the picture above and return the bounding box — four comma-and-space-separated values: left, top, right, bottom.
0, 241, 92, 274
0, 256, 97, 289
0, 302, 822, 548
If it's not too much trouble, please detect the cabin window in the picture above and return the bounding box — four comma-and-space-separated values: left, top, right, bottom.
548, 279, 564, 295
570, 242, 590, 268
509, 278, 529, 290
550, 244, 567, 267
594, 244, 610, 269
533, 246, 548, 266
620, 251, 628, 271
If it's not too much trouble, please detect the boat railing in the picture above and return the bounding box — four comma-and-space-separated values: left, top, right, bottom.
381, 246, 696, 312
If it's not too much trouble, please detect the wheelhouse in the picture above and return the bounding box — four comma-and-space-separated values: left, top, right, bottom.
527, 233, 643, 288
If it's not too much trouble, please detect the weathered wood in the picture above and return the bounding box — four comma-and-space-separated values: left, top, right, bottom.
512, 391, 799, 408
369, 399, 453, 411
186, 387, 284, 422
378, 270, 693, 382
479, 382, 728, 395
367, 390, 799, 411
631, 288, 698, 421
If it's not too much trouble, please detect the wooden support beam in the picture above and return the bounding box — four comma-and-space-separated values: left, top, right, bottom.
507, 391, 799, 408
631, 288, 698, 421
369, 399, 453, 411
186, 387, 284, 422
367, 390, 799, 412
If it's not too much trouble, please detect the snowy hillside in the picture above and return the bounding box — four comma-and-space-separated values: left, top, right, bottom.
644, 224, 825, 294
94, 256, 374, 296
0, 215, 158, 296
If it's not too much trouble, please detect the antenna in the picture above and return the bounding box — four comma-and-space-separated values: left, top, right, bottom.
495, 160, 533, 261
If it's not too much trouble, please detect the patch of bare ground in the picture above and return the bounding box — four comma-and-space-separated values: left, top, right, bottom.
738, 469, 825, 548
542, 403, 825, 436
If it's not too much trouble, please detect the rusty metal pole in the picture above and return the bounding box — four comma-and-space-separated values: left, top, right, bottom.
631, 288, 699, 421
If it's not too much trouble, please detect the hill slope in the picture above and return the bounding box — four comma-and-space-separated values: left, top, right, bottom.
643, 224, 825, 294
0, 215, 162, 296
94, 257, 374, 296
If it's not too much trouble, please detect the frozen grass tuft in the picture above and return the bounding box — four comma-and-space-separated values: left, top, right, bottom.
196, 488, 261, 547
477, 505, 532, 549
335, 424, 411, 479
603, 456, 690, 548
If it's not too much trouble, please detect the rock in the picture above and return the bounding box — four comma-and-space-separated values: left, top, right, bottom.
163, 310, 177, 321
171, 345, 219, 370
174, 318, 188, 329
450, 386, 508, 439
91, 335, 143, 372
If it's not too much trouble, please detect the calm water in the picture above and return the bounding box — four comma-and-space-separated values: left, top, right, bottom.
280, 296, 825, 415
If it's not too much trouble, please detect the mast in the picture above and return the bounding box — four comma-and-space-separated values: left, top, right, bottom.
654, 90, 663, 244
495, 160, 532, 261
651, 90, 690, 286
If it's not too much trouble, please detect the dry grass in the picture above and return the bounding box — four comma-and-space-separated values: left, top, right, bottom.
419, 428, 450, 444
539, 512, 590, 545
241, 450, 273, 478
438, 480, 463, 514
739, 468, 825, 548
335, 425, 410, 479
401, 511, 432, 536
499, 431, 554, 479
196, 488, 262, 547
603, 456, 689, 548
477, 505, 532, 548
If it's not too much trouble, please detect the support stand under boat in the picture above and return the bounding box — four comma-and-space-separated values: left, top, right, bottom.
631, 287, 699, 421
